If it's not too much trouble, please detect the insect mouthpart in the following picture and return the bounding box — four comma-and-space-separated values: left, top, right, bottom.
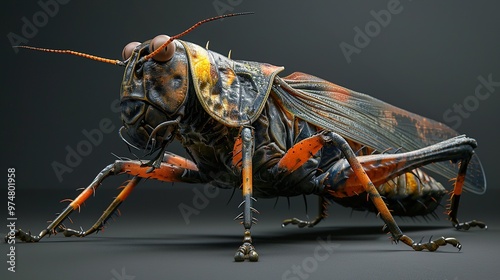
119, 99, 179, 152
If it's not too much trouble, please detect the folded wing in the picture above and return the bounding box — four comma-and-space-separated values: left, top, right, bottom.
272, 72, 486, 194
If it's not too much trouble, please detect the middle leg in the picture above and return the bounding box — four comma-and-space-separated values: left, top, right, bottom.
282, 196, 329, 228
233, 127, 259, 262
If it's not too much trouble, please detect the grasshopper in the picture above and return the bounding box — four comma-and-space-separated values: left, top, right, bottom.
8, 13, 486, 262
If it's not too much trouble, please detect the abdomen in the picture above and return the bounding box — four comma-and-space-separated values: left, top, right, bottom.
329, 141, 447, 216
331, 168, 446, 216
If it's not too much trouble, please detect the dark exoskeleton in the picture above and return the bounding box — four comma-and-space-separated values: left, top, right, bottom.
9, 14, 487, 261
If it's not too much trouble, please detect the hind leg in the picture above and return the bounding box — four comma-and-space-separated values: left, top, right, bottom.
447, 157, 487, 230
324, 133, 469, 251
277, 132, 481, 251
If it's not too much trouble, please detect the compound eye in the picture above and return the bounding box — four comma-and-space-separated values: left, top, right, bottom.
149, 34, 176, 62
122, 42, 141, 60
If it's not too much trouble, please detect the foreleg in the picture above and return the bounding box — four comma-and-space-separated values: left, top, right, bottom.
8, 157, 203, 243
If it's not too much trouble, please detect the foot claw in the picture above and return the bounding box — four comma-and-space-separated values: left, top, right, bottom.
234, 251, 245, 262
248, 249, 259, 262
282, 217, 318, 228
5, 229, 41, 243
234, 242, 259, 262
56, 226, 86, 237
401, 235, 462, 252
454, 220, 487, 231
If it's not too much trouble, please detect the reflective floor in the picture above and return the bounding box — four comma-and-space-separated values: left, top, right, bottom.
2, 187, 499, 280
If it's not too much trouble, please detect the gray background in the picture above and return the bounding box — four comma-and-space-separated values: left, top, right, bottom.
1, 0, 500, 279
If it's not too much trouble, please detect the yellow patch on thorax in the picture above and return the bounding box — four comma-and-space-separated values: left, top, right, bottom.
193, 53, 213, 86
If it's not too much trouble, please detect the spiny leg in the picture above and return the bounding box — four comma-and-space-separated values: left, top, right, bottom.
275, 133, 325, 175
277, 133, 478, 250
448, 157, 487, 230
56, 177, 141, 237
162, 151, 198, 170
10, 163, 115, 242
234, 127, 259, 262
275, 133, 330, 228
282, 196, 329, 228
326, 132, 463, 251
8, 156, 203, 243
56, 152, 198, 237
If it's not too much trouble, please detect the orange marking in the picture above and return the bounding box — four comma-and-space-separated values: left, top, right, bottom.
70, 188, 94, 210
332, 153, 422, 199
242, 159, 252, 196
277, 135, 324, 173
405, 173, 419, 196
326, 84, 351, 103
232, 136, 243, 169
453, 175, 465, 196
163, 154, 198, 171
243, 171, 252, 196
260, 64, 285, 76
225, 69, 236, 87
282, 72, 351, 102
121, 162, 185, 182
342, 156, 407, 190
117, 178, 139, 201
